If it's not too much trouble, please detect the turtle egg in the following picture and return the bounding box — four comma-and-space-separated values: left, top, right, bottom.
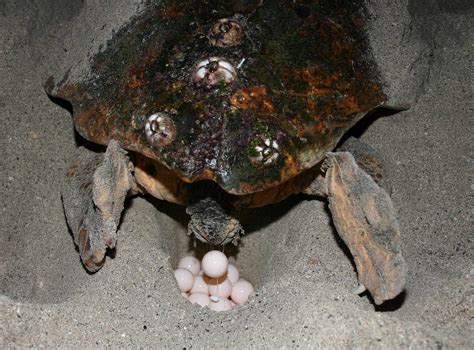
174, 268, 194, 292
227, 263, 240, 284
188, 293, 210, 307
176, 252, 253, 311
208, 297, 233, 312
178, 256, 201, 276
231, 279, 254, 305
202, 250, 228, 278
190, 275, 209, 295
209, 278, 233, 299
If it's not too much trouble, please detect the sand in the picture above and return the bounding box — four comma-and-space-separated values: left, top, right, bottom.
1, 0, 472, 348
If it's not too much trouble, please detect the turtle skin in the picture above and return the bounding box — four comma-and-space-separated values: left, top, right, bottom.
51, 0, 406, 305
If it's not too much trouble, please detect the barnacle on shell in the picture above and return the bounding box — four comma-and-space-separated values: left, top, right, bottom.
192, 57, 237, 86
208, 18, 244, 47
145, 113, 176, 147
248, 137, 280, 166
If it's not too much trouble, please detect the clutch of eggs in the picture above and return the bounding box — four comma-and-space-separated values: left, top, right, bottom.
174, 250, 254, 311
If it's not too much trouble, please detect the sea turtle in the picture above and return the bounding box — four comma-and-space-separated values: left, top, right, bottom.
46, 0, 406, 305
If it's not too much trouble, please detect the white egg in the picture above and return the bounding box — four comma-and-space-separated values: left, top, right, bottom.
174, 268, 194, 292
190, 275, 209, 295
226, 263, 239, 284
208, 297, 233, 312
177, 256, 201, 276
202, 250, 228, 278
208, 278, 233, 299
231, 279, 254, 305
188, 293, 210, 307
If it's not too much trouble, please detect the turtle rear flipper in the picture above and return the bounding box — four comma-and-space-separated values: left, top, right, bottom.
304, 152, 406, 305
62, 140, 135, 272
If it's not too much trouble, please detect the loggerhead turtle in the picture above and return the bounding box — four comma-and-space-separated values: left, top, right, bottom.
46, 0, 406, 305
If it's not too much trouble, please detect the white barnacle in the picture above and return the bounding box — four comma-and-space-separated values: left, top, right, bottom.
192, 57, 237, 86
208, 18, 244, 48
194, 59, 210, 80
145, 113, 176, 147
249, 137, 280, 166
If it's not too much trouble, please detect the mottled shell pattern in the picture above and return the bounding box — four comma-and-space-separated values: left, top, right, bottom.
48, 0, 385, 195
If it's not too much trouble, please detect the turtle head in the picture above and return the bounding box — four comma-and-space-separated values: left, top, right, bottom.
186, 197, 243, 246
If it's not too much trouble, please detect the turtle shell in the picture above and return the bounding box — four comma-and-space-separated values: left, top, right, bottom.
47, 0, 386, 195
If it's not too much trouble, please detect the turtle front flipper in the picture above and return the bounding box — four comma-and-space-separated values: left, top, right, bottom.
62, 140, 135, 272
305, 152, 406, 305
337, 136, 391, 193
